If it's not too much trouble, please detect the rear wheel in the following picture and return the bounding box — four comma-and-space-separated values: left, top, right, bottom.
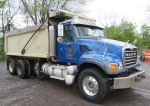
24, 59, 34, 78
16, 59, 28, 79
8, 59, 17, 75
78, 68, 110, 103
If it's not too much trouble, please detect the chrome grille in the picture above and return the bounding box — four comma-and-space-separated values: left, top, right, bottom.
124, 48, 137, 67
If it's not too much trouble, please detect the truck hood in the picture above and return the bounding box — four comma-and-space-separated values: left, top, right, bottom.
76, 38, 136, 60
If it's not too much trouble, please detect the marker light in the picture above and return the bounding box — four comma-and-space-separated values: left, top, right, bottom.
56, 11, 65, 15
60, 11, 65, 15
109, 63, 117, 71
67, 62, 71, 66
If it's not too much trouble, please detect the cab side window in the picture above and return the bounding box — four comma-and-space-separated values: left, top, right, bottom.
64, 25, 72, 41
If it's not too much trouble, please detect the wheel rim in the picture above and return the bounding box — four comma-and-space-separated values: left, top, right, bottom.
17, 64, 22, 75
9, 62, 13, 73
82, 76, 99, 96
35, 62, 40, 74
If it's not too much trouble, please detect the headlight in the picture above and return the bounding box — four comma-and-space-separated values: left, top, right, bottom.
109, 62, 123, 71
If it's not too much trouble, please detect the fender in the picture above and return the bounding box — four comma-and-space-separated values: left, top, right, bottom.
73, 59, 110, 84
77, 59, 109, 74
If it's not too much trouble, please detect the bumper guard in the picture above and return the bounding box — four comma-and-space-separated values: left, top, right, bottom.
113, 69, 146, 89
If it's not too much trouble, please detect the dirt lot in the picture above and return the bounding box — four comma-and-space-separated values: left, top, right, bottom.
0, 61, 150, 106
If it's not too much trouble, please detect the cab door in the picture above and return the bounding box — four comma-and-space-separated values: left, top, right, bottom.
56, 23, 76, 63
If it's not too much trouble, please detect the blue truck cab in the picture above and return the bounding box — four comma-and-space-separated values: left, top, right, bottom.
46, 9, 146, 103
48, 10, 145, 102
56, 21, 141, 75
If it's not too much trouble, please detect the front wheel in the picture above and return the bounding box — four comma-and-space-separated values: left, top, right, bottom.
34, 61, 49, 80
78, 68, 110, 103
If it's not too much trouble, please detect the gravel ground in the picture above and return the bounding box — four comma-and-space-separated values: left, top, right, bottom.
0, 61, 150, 106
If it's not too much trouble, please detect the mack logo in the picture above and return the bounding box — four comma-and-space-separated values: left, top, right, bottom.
125, 52, 136, 57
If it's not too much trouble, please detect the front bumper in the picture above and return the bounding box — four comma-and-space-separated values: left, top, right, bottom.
113, 69, 146, 89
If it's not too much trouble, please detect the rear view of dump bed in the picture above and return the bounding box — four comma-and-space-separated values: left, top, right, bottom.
5, 25, 49, 59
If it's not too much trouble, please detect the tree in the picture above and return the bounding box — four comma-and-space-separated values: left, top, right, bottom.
141, 24, 150, 39
61, 0, 91, 14
21, 0, 93, 26
103, 12, 118, 27
105, 25, 121, 40
146, 6, 150, 22
0, 0, 20, 60
141, 24, 150, 45
105, 19, 139, 42
0, 0, 20, 36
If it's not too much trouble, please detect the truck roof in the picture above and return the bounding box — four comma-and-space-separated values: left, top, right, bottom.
49, 9, 96, 21
49, 9, 105, 29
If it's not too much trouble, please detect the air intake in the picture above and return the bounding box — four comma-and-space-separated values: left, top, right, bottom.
80, 46, 88, 52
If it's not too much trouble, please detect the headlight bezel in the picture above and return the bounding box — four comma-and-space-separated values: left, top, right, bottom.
109, 62, 123, 71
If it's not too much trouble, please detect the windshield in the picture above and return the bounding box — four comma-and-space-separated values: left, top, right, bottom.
74, 24, 104, 38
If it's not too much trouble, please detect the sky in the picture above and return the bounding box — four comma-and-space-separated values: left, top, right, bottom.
1, 0, 150, 36
89, 0, 150, 27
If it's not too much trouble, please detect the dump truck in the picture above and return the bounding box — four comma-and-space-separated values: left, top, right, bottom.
5, 9, 146, 103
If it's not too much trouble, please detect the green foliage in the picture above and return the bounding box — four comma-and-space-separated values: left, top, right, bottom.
140, 24, 150, 46
105, 19, 149, 49
106, 19, 137, 42
0, 37, 5, 60
0, 0, 5, 8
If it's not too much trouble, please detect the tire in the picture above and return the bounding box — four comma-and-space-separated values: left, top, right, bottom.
34, 61, 48, 80
78, 68, 110, 103
16, 59, 28, 79
8, 59, 17, 75
24, 59, 34, 78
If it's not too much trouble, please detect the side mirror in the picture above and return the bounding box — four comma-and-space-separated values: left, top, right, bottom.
93, 33, 99, 40
58, 25, 63, 36
133, 39, 138, 45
